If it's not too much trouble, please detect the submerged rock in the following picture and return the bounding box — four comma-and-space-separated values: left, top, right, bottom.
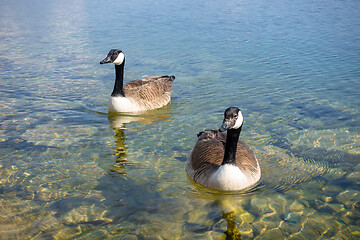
321, 184, 344, 195
279, 221, 302, 236
336, 190, 359, 208
62, 206, 113, 225
290, 101, 356, 128
258, 228, 285, 240
288, 200, 305, 212
250, 198, 271, 216
346, 171, 360, 182
239, 212, 255, 223
327, 203, 346, 213
319, 195, 333, 203
301, 218, 329, 238
284, 212, 302, 223
251, 220, 266, 236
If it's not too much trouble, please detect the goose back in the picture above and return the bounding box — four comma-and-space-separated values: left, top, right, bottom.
123, 75, 174, 111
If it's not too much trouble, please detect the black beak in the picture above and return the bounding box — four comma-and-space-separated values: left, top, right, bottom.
100, 57, 112, 64
219, 119, 231, 132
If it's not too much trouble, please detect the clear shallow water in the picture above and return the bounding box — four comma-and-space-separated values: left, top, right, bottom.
1, 0, 359, 238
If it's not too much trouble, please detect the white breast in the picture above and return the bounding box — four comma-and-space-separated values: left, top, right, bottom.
208, 164, 257, 191
108, 96, 145, 113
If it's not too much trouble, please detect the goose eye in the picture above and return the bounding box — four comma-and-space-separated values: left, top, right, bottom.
111, 54, 118, 61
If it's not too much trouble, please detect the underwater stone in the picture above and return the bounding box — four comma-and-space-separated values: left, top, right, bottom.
31, 215, 61, 236
320, 195, 333, 203
322, 218, 341, 237
321, 184, 343, 195
351, 230, 360, 238
52, 226, 79, 240
21, 187, 35, 200
284, 212, 302, 223
289, 200, 305, 212
300, 190, 318, 201
332, 234, 348, 240
250, 198, 273, 216
261, 214, 281, 230
345, 209, 360, 220
269, 195, 287, 214
303, 215, 340, 238
339, 225, 360, 239
307, 199, 325, 211
335, 190, 359, 208
323, 168, 347, 182
302, 218, 328, 238
62, 206, 113, 225
36, 188, 54, 202
259, 228, 285, 240
77, 229, 108, 239
239, 212, 255, 223
327, 203, 346, 213
251, 220, 266, 236
346, 172, 360, 182
354, 163, 360, 171
241, 226, 254, 239
340, 215, 352, 225
279, 221, 302, 235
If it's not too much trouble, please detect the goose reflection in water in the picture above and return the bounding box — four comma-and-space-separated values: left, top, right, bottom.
222, 211, 241, 240
216, 198, 242, 240
111, 126, 128, 175
185, 181, 258, 239
107, 107, 173, 175
183, 197, 244, 239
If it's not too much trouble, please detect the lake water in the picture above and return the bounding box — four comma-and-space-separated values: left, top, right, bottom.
1, 0, 359, 239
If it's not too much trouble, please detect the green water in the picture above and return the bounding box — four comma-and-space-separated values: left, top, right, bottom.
1, 0, 359, 239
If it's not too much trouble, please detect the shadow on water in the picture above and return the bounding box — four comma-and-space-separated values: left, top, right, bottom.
289, 101, 354, 121
288, 100, 360, 129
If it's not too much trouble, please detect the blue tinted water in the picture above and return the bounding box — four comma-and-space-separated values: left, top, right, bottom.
0, 0, 359, 238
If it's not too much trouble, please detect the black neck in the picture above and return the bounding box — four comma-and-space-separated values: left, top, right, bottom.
222, 126, 242, 165
111, 62, 125, 97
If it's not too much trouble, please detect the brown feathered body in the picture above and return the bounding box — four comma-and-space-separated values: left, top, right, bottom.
108, 75, 175, 112
186, 130, 261, 191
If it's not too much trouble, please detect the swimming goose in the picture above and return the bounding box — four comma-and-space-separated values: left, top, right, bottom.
186, 107, 261, 191
100, 49, 175, 113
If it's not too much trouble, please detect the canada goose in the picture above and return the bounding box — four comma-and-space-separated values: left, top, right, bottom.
100, 49, 175, 113
186, 107, 261, 191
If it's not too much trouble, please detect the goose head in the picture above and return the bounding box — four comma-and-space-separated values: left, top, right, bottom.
219, 107, 243, 132
100, 49, 125, 65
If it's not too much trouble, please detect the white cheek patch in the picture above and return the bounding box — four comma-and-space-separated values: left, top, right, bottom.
113, 52, 125, 65
232, 111, 243, 129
